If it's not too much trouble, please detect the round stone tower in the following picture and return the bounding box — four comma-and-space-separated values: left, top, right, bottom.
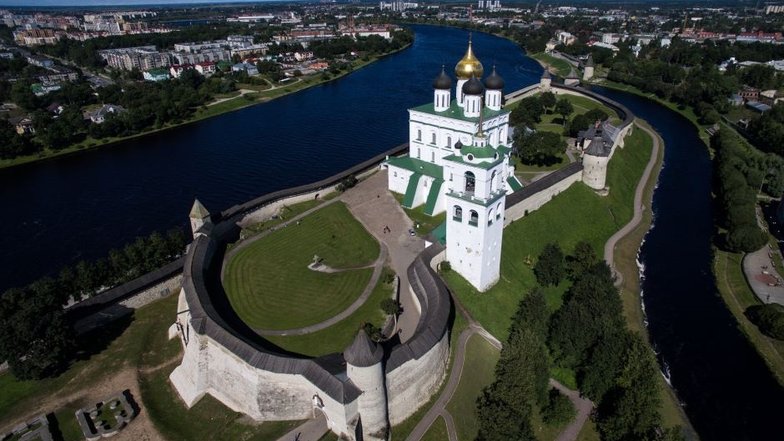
540, 69, 551, 91
344, 330, 388, 441
582, 134, 610, 190
583, 54, 595, 81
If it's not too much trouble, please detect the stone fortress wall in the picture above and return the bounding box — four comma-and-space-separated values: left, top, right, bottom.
169, 143, 452, 440
503, 83, 635, 224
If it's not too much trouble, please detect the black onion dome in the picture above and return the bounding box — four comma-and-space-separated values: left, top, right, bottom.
462, 75, 485, 95
484, 66, 504, 90
433, 66, 452, 90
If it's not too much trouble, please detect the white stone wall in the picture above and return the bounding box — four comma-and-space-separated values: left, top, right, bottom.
119, 275, 182, 309
170, 289, 362, 439
582, 154, 610, 190
347, 363, 388, 440
504, 169, 583, 226
239, 186, 339, 227
445, 192, 505, 291
388, 165, 413, 196
386, 331, 449, 425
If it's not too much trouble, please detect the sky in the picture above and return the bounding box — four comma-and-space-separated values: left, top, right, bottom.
0, 0, 284, 6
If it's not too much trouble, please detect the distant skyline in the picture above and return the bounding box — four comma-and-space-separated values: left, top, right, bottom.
0, 0, 289, 6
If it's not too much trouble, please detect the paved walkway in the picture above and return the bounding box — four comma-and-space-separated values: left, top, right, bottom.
341, 170, 424, 342
604, 122, 661, 284
550, 379, 594, 441
743, 244, 784, 306
274, 412, 328, 441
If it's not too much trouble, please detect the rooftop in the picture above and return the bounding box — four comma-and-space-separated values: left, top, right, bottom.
410, 99, 508, 123
386, 155, 443, 179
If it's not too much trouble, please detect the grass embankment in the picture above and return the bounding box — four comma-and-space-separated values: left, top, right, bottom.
421, 416, 449, 441
0, 44, 412, 171
241, 198, 324, 236
392, 192, 446, 236
223, 201, 379, 330
264, 269, 392, 357
444, 127, 652, 340
445, 334, 499, 441
0, 295, 300, 441
390, 312, 468, 441
714, 249, 784, 387
531, 52, 573, 77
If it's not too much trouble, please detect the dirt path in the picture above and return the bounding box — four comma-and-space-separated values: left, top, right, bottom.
603, 122, 661, 284
207, 88, 256, 106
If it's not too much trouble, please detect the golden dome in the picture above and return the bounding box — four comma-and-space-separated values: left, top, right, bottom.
455, 40, 484, 80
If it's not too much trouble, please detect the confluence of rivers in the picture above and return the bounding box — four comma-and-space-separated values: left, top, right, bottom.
1, 24, 782, 440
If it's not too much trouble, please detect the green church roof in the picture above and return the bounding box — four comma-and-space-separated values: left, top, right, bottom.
386, 155, 443, 179
410, 100, 509, 123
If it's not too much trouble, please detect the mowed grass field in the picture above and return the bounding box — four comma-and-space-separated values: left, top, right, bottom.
445, 334, 500, 441
444, 127, 653, 340
223, 202, 380, 330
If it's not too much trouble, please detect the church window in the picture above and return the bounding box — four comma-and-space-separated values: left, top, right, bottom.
447, 136, 451, 147
431, 151, 435, 162
453, 205, 462, 222
416, 129, 422, 141
431, 132, 437, 144
393, 171, 397, 178
465, 171, 476, 194
417, 148, 421, 159
449, 173, 453, 182
490, 171, 497, 193
469, 210, 479, 226
488, 208, 494, 226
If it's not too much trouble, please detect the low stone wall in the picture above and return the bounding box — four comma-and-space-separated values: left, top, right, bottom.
505, 163, 584, 225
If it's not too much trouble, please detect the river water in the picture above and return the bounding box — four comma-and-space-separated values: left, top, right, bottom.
2, 24, 782, 440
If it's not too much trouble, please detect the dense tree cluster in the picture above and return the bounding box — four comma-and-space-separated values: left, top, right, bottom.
0, 227, 186, 380
745, 304, 784, 340
477, 242, 683, 441
746, 103, 784, 157
514, 131, 566, 166
309, 29, 413, 59
712, 130, 769, 252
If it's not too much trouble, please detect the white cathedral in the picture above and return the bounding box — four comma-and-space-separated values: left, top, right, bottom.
386, 40, 522, 292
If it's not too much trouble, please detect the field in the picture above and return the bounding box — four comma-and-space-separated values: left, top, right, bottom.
223, 202, 380, 330
531, 52, 573, 77
445, 334, 500, 441
263, 270, 392, 356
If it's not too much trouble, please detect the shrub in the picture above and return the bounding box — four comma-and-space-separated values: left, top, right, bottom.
541, 389, 576, 425
534, 243, 565, 286
439, 261, 452, 273
746, 304, 784, 340
380, 298, 401, 315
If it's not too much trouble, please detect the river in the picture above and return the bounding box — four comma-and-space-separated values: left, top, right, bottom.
2, 24, 782, 441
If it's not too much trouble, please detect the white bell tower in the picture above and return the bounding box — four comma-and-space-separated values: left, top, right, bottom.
444, 132, 505, 292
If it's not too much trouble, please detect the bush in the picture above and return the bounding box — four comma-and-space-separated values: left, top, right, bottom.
380, 298, 401, 315
439, 261, 452, 272
746, 304, 784, 340
541, 389, 576, 425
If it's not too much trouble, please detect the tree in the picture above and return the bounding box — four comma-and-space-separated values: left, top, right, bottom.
0, 286, 75, 379
516, 131, 566, 166
745, 304, 784, 340
567, 241, 598, 279
566, 113, 590, 137
476, 387, 537, 441
540, 91, 556, 112
510, 287, 549, 340
534, 242, 565, 286
555, 97, 574, 126
541, 389, 576, 425
510, 96, 543, 128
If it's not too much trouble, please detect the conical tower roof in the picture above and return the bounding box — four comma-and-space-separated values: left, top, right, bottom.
585, 54, 594, 67
189, 198, 210, 219
344, 329, 383, 367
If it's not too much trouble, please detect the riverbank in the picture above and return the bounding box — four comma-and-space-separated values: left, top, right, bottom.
0, 43, 412, 171
610, 120, 700, 440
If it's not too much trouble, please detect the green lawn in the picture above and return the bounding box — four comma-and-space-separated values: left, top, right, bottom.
0, 295, 181, 428
445, 334, 500, 441
263, 270, 393, 356
241, 198, 325, 237
531, 53, 573, 77
421, 416, 449, 441
140, 363, 302, 441
444, 127, 652, 340
223, 202, 379, 330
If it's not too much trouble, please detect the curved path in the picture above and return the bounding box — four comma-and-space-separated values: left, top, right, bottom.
550, 379, 594, 441
604, 121, 661, 284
